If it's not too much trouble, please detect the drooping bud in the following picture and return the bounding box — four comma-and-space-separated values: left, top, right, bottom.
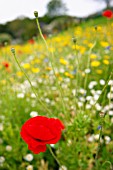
34, 11, 38, 18
11, 48, 15, 54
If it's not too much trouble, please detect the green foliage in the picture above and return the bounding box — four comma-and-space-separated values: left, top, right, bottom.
0, 33, 12, 46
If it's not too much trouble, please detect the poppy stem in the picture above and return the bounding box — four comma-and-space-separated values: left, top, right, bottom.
34, 11, 67, 117
11, 48, 52, 115
48, 145, 61, 167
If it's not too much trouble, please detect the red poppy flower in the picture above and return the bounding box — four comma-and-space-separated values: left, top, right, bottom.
20, 116, 65, 154
28, 39, 35, 44
102, 10, 113, 19
2, 61, 10, 68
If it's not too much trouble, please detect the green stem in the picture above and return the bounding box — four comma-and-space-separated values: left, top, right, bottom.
95, 116, 104, 169
48, 145, 61, 167
93, 71, 113, 107
35, 14, 66, 116
102, 161, 113, 170
11, 48, 52, 115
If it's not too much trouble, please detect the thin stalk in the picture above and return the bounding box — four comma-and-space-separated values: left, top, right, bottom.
93, 71, 113, 107
34, 13, 66, 115
48, 145, 61, 167
95, 116, 104, 169
84, 41, 96, 90
11, 48, 52, 115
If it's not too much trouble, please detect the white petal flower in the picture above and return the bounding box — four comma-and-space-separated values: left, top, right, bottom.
59, 165, 68, 170
26, 165, 33, 170
0, 156, 5, 164
104, 136, 111, 144
17, 93, 25, 98
0, 123, 3, 131
108, 110, 113, 116
6, 145, 12, 151
30, 111, 38, 117
85, 68, 91, 74
100, 79, 105, 85
24, 154, 34, 162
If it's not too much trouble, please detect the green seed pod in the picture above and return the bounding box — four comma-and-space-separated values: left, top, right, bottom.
34, 11, 38, 18
11, 48, 15, 54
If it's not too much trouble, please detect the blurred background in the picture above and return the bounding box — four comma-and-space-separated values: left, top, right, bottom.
0, 0, 113, 45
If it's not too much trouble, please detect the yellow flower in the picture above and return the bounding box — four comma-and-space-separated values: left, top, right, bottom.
23, 63, 30, 69
31, 68, 40, 73
104, 55, 110, 59
45, 67, 52, 71
91, 61, 100, 67
96, 70, 102, 74
100, 41, 109, 47
64, 72, 74, 78
16, 71, 23, 77
1, 80, 6, 85
34, 59, 41, 64
60, 58, 68, 65
90, 54, 97, 59
103, 60, 109, 65
88, 43, 94, 48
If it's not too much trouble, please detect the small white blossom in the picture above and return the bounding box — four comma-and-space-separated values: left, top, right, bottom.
24, 154, 34, 162
31, 93, 36, 98
6, 145, 12, 151
72, 89, 76, 96
17, 93, 25, 98
94, 134, 99, 140
45, 98, 50, 103
108, 110, 113, 116
104, 136, 111, 144
50, 144, 55, 148
100, 79, 105, 85
90, 89, 96, 95
0, 123, 3, 131
30, 111, 38, 117
107, 93, 113, 99
85, 68, 91, 74
86, 96, 92, 101
95, 103, 102, 111
111, 117, 113, 123
79, 88, 86, 95
86, 104, 91, 109
78, 102, 83, 107
111, 86, 113, 92
26, 165, 33, 170
93, 94, 99, 101
0, 156, 5, 164
59, 165, 68, 170
88, 135, 94, 142
108, 80, 113, 85
90, 99, 95, 105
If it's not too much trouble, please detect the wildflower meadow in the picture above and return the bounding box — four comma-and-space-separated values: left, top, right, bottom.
0, 11, 113, 170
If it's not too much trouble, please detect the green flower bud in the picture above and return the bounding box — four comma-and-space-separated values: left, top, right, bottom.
11, 48, 15, 54
34, 11, 38, 18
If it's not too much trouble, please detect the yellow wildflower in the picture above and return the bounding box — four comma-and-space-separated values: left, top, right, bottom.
104, 55, 110, 59
96, 70, 102, 74
91, 61, 100, 67
31, 68, 40, 73
103, 60, 109, 65
100, 41, 109, 47
23, 63, 30, 69
90, 54, 97, 59
60, 58, 68, 65
16, 71, 23, 77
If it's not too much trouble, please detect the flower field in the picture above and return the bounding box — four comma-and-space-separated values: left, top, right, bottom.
0, 15, 113, 170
